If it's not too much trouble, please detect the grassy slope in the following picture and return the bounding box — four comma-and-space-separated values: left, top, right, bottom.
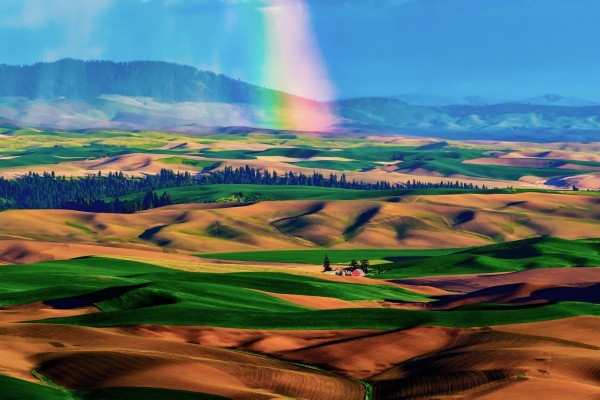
376, 236, 600, 279
0, 375, 226, 400
113, 184, 518, 204
197, 149, 258, 159
0, 375, 66, 400
114, 184, 390, 203
156, 156, 219, 169
0, 257, 429, 309
0, 144, 148, 168
0, 237, 599, 329
206, 145, 597, 179
291, 160, 380, 171
0, 256, 590, 331
42, 300, 600, 330
200, 248, 461, 264
0, 257, 167, 305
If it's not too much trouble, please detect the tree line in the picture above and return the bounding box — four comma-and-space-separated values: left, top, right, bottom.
65, 190, 174, 213
0, 169, 192, 212
197, 166, 488, 190
0, 166, 489, 213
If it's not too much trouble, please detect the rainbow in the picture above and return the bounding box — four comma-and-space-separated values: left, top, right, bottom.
225, 0, 338, 131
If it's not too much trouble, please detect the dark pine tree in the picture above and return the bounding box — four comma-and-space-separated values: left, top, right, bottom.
322, 255, 332, 272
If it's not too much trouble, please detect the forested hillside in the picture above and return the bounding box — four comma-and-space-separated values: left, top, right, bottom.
0, 59, 282, 103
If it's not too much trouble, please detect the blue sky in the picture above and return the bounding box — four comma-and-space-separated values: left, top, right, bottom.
1, 0, 599, 100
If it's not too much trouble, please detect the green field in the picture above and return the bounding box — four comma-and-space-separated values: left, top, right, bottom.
0, 238, 598, 330
157, 156, 220, 169
1, 128, 598, 183
0, 257, 428, 309
0, 375, 66, 400
195, 143, 599, 180
390, 147, 594, 180
51, 301, 600, 330
0, 143, 149, 168
200, 248, 461, 264
1, 236, 600, 399
375, 236, 600, 279
196, 149, 259, 159
0, 375, 226, 400
291, 159, 380, 171
111, 184, 515, 204
201, 236, 600, 280
113, 184, 383, 203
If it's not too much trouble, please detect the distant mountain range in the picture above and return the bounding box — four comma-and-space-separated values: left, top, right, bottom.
1, 59, 599, 142
521, 94, 598, 107
335, 97, 600, 142
393, 93, 599, 107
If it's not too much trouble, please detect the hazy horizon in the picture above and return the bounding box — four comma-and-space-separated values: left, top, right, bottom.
1, 0, 600, 101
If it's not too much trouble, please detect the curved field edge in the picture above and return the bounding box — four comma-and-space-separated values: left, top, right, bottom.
0, 241, 598, 330
0, 375, 227, 400
198, 248, 461, 264
0, 257, 430, 307
375, 236, 600, 279
34, 302, 600, 330
198, 236, 600, 279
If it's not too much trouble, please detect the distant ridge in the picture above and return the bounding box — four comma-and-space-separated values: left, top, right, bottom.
393, 93, 598, 107
0, 58, 298, 104
1, 59, 600, 141
335, 96, 600, 142
521, 94, 599, 107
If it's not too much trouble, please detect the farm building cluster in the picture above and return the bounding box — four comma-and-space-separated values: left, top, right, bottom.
322, 256, 369, 276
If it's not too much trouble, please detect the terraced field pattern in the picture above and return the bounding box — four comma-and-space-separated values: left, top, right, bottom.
1, 128, 600, 399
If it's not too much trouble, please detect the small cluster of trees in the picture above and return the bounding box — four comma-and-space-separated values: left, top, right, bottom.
322, 255, 370, 274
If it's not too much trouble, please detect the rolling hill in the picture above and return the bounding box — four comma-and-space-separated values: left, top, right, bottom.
0, 192, 598, 259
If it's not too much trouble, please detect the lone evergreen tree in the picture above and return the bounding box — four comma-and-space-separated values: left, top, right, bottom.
360, 259, 370, 273
322, 255, 332, 272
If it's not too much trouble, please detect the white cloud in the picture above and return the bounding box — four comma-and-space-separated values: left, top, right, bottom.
1, 0, 113, 61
